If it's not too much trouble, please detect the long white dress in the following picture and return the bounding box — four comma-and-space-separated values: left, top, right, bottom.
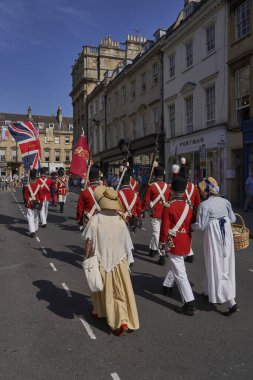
193, 196, 236, 304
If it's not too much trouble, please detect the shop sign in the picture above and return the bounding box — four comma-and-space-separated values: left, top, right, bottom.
179, 137, 205, 149
199, 144, 206, 170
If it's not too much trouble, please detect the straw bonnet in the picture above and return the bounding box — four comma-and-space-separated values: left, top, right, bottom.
199, 177, 219, 196
93, 186, 123, 211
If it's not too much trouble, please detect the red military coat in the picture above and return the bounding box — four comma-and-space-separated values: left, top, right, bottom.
183, 182, 201, 208
141, 181, 172, 219
130, 178, 139, 195
23, 181, 44, 209
76, 182, 100, 224
159, 197, 193, 256
55, 175, 69, 196
118, 185, 141, 222
37, 176, 54, 201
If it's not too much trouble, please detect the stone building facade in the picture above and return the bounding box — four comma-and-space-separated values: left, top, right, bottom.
70, 35, 147, 149
226, 0, 253, 206
0, 107, 73, 177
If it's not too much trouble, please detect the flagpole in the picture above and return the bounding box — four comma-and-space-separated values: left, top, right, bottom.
84, 119, 99, 188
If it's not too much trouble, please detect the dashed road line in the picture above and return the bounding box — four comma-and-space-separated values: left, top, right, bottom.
41, 247, 47, 255
79, 315, 96, 340
62, 283, 72, 298
111, 373, 121, 380
249, 269, 253, 272
36, 236, 40, 242
49, 262, 57, 272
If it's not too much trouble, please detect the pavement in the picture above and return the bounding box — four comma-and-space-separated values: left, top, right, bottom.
1, 187, 253, 379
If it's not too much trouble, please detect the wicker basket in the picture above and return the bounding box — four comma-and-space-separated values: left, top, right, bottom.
231, 213, 249, 251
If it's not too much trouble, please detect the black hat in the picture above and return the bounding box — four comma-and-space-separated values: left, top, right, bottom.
30, 169, 37, 180
154, 165, 164, 177
121, 172, 131, 185
89, 165, 100, 180
179, 166, 190, 179
58, 167, 65, 176
171, 176, 187, 192
40, 167, 47, 176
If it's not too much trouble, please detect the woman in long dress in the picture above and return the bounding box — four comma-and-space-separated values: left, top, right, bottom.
83, 186, 139, 336
193, 177, 239, 316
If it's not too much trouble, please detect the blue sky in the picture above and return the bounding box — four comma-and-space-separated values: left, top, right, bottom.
0, 0, 183, 117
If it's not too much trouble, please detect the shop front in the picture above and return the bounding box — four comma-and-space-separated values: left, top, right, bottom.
166, 127, 227, 195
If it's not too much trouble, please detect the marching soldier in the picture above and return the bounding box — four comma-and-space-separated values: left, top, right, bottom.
23, 169, 43, 238
179, 160, 201, 263
76, 165, 101, 227
55, 167, 69, 213
118, 171, 142, 231
159, 176, 196, 316
37, 167, 54, 227
141, 165, 172, 265
129, 168, 139, 195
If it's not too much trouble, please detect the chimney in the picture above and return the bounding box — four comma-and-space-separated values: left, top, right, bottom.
28, 106, 32, 120
57, 106, 63, 125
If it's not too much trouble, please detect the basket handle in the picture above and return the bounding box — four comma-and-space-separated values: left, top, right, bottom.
234, 213, 246, 228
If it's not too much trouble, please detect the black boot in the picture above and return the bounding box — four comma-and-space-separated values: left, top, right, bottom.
163, 285, 173, 297
184, 255, 194, 263
176, 300, 196, 316
157, 256, 166, 266
149, 249, 157, 257
60, 202, 64, 213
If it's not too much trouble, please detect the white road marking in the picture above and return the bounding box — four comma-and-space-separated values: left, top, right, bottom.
62, 283, 72, 297
249, 269, 253, 272
0, 263, 23, 271
141, 228, 147, 231
42, 247, 47, 255
111, 373, 121, 380
50, 262, 57, 272
36, 237, 40, 242
79, 316, 96, 340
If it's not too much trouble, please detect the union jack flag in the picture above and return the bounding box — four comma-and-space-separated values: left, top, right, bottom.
8, 121, 41, 171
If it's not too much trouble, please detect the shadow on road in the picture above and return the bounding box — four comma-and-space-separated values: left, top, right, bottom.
39, 246, 83, 269
32, 280, 112, 334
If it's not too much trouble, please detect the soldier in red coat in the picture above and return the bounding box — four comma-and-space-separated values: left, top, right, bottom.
159, 176, 196, 316
141, 165, 172, 265
55, 167, 69, 213
37, 167, 55, 227
76, 165, 101, 227
179, 163, 201, 263
128, 168, 139, 196
118, 172, 142, 228
23, 169, 44, 238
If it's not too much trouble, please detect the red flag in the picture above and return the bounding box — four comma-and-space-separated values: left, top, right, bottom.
69, 135, 91, 178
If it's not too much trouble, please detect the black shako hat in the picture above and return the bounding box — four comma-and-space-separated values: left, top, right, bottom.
154, 165, 164, 177
171, 176, 187, 192
30, 169, 37, 180
179, 166, 190, 179
121, 172, 131, 185
89, 165, 100, 180
40, 167, 47, 176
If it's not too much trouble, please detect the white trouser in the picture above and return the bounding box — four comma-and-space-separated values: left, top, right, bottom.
149, 217, 161, 254
166, 253, 194, 303
40, 200, 49, 225
27, 208, 39, 233
58, 194, 67, 203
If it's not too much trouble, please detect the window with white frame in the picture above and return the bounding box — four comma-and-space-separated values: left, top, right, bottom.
49, 123, 54, 128
168, 103, 176, 138
44, 150, 50, 162
152, 108, 159, 132
131, 80, 136, 98
235, 0, 249, 40
121, 86, 126, 103
185, 96, 193, 133
65, 151, 70, 162
4, 120, 11, 126
206, 24, 215, 53
68, 124, 73, 130
185, 41, 193, 68
0, 149, 6, 161
55, 136, 60, 144
236, 66, 250, 124
12, 149, 17, 161
206, 85, 215, 127
65, 135, 70, 144
152, 63, 159, 84
141, 72, 146, 92
55, 151, 60, 162
139, 114, 147, 137
44, 136, 48, 144
38, 122, 45, 128
168, 54, 175, 78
